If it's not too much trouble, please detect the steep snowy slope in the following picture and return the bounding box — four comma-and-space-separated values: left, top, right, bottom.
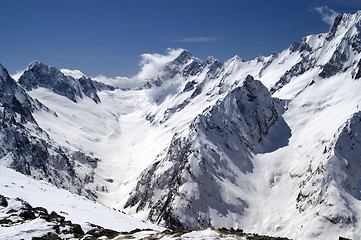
2, 10, 361, 240
0, 64, 105, 200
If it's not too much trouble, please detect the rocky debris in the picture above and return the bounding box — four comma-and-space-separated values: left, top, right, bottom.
0, 194, 8, 207
0, 195, 108, 239
115, 228, 290, 240
85, 225, 119, 239
0, 195, 290, 240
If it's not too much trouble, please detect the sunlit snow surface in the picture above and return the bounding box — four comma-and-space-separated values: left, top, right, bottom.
0, 166, 162, 236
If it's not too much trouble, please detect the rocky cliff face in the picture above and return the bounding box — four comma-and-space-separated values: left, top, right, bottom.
0, 63, 99, 199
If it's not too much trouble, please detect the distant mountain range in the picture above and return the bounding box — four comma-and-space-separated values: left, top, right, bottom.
1, 10, 361, 240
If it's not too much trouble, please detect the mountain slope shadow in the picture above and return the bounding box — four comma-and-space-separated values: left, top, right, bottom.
255, 116, 292, 154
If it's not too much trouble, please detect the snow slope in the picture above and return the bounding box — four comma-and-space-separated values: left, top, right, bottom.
0, 165, 162, 239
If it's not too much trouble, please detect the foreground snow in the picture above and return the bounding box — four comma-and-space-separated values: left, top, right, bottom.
0, 166, 288, 239
0, 166, 162, 235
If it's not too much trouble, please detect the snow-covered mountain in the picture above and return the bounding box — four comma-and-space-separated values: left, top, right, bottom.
0, 64, 103, 200
18, 60, 115, 103
2, 10, 361, 240
124, 75, 285, 230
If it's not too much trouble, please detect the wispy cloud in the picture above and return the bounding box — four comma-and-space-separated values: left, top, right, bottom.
175, 36, 223, 43
93, 75, 143, 89
60, 69, 85, 79
11, 70, 25, 81
136, 48, 184, 80
311, 5, 339, 26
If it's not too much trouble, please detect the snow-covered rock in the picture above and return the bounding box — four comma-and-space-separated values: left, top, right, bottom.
18, 61, 114, 103
0, 64, 101, 200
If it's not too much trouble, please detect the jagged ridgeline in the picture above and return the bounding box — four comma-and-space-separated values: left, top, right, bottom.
1, 10, 361, 240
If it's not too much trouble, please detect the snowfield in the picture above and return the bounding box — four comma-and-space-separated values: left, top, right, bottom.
0, 166, 162, 235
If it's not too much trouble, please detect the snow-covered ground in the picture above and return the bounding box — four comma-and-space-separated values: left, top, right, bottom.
0, 165, 162, 237
0, 167, 283, 239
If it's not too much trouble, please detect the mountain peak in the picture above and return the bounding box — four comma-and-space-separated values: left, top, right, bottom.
0, 63, 11, 80
28, 60, 48, 70
172, 49, 193, 65
206, 56, 220, 65
230, 55, 243, 62
327, 11, 361, 40
18, 61, 110, 103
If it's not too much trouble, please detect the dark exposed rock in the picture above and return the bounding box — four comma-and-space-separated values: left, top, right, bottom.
86, 227, 120, 238
319, 44, 349, 78
271, 58, 315, 93
32, 232, 62, 240
19, 210, 36, 220
0, 64, 99, 201
190, 83, 204, 99
299, 41, 312, 52
206, 56, 223, 78
355, 59, 361, 79
70, 223, 85, 237
183, 80, 196, 92
289, 42, 300, 53
0, 195, 8, 207
183, 59, 205, 77
327, 15, 343, 40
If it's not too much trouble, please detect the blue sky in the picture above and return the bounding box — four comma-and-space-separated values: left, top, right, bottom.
1, 0, 361, 78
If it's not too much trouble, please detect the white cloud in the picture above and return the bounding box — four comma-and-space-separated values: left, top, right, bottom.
135, 48, 184, 81
60, 69, 85, 79
312, 5, 340, 26
176, 36, 221, 43
11, 70, 25, 81
93, 75, 145, 89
